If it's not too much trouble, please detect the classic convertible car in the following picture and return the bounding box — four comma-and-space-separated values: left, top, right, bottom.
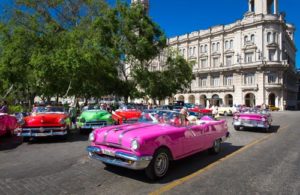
0, 113, 18, 136
77, 107, 114, 132
112, 105, 142, 124
218, 107, 234, 116
15, 106, 71, 140
87, 111, 229, 180
233, 109, 272, 132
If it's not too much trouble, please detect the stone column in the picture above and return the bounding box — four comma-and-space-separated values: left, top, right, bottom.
274, 0, 278, 15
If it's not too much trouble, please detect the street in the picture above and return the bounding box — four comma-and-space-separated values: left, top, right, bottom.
0, 111, 299, 195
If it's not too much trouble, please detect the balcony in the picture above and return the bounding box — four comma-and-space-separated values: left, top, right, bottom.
191, 85, 234, 93
241, 84, 258, 91
265, 83, 283, 90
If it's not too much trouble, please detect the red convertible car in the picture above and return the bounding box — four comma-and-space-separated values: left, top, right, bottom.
188, 105, 212, 115
0, 113, 18, 136
15, 106, 71, 140
112, 105, 142, 124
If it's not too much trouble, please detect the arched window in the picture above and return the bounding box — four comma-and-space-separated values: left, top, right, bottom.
244, 36, 248, 44
230, 40, 233, 49
212, 43, 216, 52
205, 44, 208, 52
200, 45, 203, 53
193, 47, 196, 56
225, 41, 229, 49
217, 42, 220, 51
251, 34, 255, 43
267, 32, 272, 43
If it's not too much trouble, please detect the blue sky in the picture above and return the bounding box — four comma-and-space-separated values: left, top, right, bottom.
1, 0, 299, 67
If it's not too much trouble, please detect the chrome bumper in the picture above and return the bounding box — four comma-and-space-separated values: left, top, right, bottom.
87, 146, 152, 170
233, 121, 269, 128
16, 127, 67, 137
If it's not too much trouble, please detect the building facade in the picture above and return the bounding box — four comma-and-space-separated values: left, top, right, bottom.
148, 0, 298, 110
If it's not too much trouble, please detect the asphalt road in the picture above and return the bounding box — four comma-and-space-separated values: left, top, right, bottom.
0, 111, 299, 195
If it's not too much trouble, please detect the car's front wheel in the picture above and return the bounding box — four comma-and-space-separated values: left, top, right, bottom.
234, 126, 240, 131
209, 139, 221, 154
145, 148, 170, 180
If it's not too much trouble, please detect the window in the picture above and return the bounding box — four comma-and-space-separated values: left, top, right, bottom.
245, 52, 254, 63
211, 76, 220, 87
225, 41, 229, 50
251, 34, 255, 43
193, 47, 196, 56
244, 73, 255, 85
244, 36, 248, 45
213, 57, 219, 67
212, 43, 216, 52
217, 42, 220, 51
200, 45, 204, 53
189, 47, 193, 56
199, 77, 207, 87
230, 40, 233, 49
225, 56, 232, 66
205, 45, 208, 52
224, 75, 233, 86
269, 49, 276, 61
200, 58, 207, 68
267, 32, 272, 43
268, 74, 277, 84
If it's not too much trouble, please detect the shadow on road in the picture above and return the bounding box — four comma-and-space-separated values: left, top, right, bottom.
0, 130, 89, 147
25, 130, 89, 144
104, 142, 243, 184
0, 135, 23, 151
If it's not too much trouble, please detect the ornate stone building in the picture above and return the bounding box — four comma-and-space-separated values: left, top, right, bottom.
132, 0, 298, 110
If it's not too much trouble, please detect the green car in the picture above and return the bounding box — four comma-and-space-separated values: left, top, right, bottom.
77, 108, 114, 132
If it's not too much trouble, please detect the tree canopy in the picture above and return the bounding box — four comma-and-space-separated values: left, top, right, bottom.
0, 0, 193, 108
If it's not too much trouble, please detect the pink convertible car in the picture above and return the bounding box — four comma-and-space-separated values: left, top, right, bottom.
0, 113, 18, 137
233, 109, 272, 132
87, 111, 229, 179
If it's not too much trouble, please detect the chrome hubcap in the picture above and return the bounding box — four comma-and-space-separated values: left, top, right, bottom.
214, 140, 220, 152
154, 153, 168, 177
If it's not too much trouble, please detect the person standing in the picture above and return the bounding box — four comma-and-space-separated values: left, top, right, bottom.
179, 107, 188, 125
0, 100, 8, 113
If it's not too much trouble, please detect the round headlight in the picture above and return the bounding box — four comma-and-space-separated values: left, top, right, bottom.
80, 118, 86, 123
59, 119, 65, 124
131, 139, 139, 151
89, 132, 95, 142
18, 119, 25, 126
261, 117, 266, 122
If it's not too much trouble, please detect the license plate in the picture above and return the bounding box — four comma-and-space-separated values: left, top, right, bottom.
102, 149, 115, 157
34, 133, 49, 137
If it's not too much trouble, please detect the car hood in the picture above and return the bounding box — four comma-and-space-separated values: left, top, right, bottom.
23, 113, 66, 127
79, 110, 111, 121
93, 122, 182, 150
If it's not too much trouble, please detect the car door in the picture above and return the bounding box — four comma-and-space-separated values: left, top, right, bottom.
183, 124, 205, 154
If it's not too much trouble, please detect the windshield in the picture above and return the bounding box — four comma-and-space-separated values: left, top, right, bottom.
82, 105, 101, 111
138, 110, 182, 125
33, 106, 65, 113
240, 108, 269, 115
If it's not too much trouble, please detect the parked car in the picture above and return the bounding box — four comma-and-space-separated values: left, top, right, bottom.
77, 107, 114, 133
232, 109, 272, 132
218, 107, 234, 116
0, 113, 18, 137
268, 105, 280, 111
15, 106, 71, 140
188, 105, 212, 115
87, 111, 229, 180
112, 105, 142, 124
